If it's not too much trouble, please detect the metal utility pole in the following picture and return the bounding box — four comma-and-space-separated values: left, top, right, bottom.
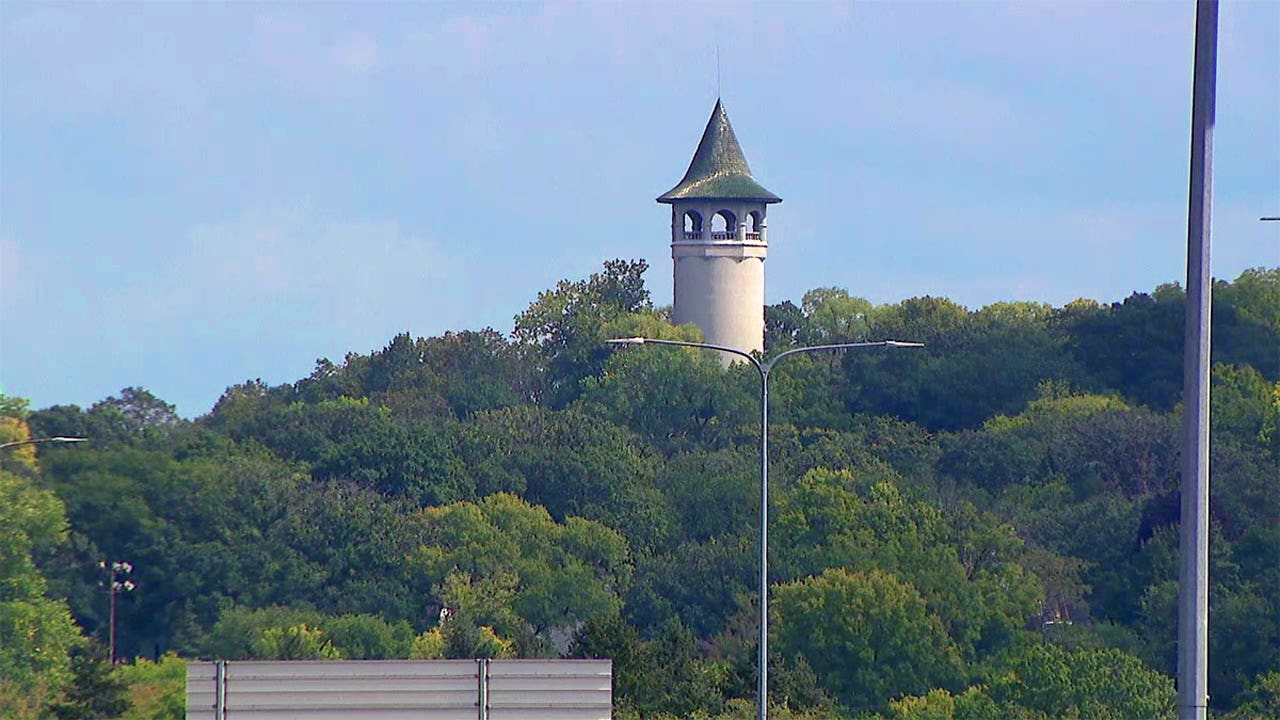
1178, 1, 1217, 718
101, 561, 135, 664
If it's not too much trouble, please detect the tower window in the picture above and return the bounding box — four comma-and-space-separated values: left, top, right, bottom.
683, 210, 704, 239
711, 210, 737, 240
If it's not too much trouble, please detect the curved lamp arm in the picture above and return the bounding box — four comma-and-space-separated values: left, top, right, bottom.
606, 337, 764, 375
606, 337, 924, 374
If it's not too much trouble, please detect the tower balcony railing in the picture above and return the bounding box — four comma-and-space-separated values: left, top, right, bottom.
679, 231, 766, 243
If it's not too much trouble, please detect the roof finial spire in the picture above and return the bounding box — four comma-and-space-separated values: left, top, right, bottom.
716, 44, 721, 99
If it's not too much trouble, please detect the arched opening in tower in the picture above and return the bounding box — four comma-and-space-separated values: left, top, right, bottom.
710, 210, 737, 240
683, 210, 704, 240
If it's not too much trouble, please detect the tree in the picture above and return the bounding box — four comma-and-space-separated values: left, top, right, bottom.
801, 287, 874, 343
1214, 268, 1280, 376
251, 624, 342, 660
291, 330, 529, 420
572, 616, 730, 718
836, 297, 1082, 431
764, 300, 810, 351
459, 405, 669, 550
410, 493, 632, 641
113, 653, 186, 720
1222, 672, 1280, 720
92, 388, 181, 432
47, 647, 131, 720
580, 319, 754, 453
1211, 363, 1279, 457
774, 469, 1038, 657
774, 569, 963, 713
14, 271, 1278, 718
656, 449, 756, 544
0, 407, 83, 698
203, 607, 413, 661
983, 643, 1174, 720
624, 535, 753, 638
512, 259, 653, 406
890, 643, 1175, 720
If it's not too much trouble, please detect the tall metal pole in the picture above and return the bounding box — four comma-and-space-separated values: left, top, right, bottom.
758, 369, 769, 720
109, 583, 117, 665
1178, 2, 1217, 718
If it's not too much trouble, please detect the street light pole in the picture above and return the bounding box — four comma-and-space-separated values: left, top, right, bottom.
607, 337, 923, 720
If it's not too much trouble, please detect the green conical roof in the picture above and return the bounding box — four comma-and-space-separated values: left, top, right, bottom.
657, 99, 781, 204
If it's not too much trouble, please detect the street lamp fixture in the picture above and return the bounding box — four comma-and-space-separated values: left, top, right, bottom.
607, 336, 923, 720
0, 436, 89, 450
0, 437, 89, 472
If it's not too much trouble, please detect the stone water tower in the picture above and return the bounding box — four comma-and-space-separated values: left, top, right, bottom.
658, 99, 780, 357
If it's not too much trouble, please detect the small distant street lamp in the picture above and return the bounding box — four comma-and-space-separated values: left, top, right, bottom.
100, 561, 136, 664
0, 436, 88, 450
0, 437, 87, 471
607, 337, 923, 720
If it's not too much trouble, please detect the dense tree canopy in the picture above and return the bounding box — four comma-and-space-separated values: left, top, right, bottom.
4, 262, 1277, 719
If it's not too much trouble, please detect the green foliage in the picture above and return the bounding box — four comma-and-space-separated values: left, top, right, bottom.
201, 606, 414, 660
291, 330, 528, 419
583, 329, 753, 453
513, 258, 653, 406
774, 469, 1039, 657
203, 395, 470, 505
409, 627, 446, 659
573, 616, 731, 718
890, 643, 1175, 720
1212, 363, 1280, 457
252, 624, 342, 660
440, 615, 516, 659
11, 265, 1278, 717
115, 653, 185, 720
27, 388, 184, 453
411, 493, 631, 637
458, 405, 669, 550
839, 296, 1082, 431
625, 535, 753, 638
982, 643, 1174, 719
1222, 672, 1280, 720
802, 287, 875, 344
48, 648, 132, 720
773, 568, 965, 714
39, 443, 424, 657
0, 464, 82, 696
1214, 268, 1280, 376
323, 613, 416, 659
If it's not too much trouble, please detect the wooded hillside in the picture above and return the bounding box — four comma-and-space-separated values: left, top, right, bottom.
3, 262, 1277, 719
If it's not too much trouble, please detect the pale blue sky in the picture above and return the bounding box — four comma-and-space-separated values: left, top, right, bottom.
2, 0, 1277, 417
